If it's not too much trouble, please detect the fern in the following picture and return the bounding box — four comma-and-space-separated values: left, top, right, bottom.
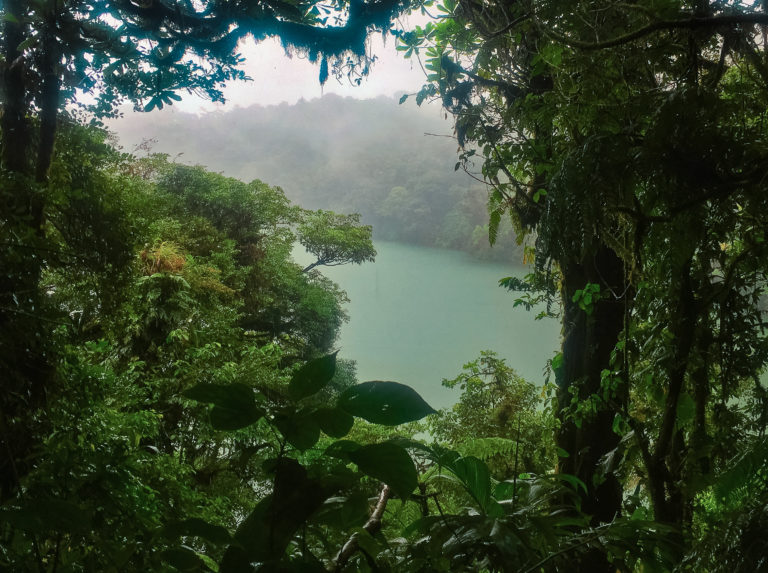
714, 437, 768, 504
456, 437, 519, 461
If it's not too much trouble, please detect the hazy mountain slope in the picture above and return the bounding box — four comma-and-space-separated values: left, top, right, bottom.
109, 95, 523, 261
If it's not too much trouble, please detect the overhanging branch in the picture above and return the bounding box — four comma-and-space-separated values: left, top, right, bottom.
538, 12, 768, 51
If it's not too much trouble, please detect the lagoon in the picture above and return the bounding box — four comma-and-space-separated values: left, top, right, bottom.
298, 241, 561, 409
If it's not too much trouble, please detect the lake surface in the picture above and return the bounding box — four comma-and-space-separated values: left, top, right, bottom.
297, 241, 561, 409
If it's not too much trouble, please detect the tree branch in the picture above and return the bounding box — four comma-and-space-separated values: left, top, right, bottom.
302, 259, 325, 273
539, 12, 768, 51
331, 484, 391, 572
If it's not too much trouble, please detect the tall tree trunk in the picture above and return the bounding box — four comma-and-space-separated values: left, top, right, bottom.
35, 16, 61, 185
647, 258, 697, 525
1, 0, 30, 175
0, 0, 57, 500
556, 243, 626, 569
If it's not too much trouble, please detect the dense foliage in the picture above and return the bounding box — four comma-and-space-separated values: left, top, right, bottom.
0, 124, 366, 568
3, 0, 768, 571
0, 0, 414, 508
398, 0, 768, 569
0, 120, 678, 571
0, 124, 607, 571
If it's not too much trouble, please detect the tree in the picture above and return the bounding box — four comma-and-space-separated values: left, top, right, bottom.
1, 126, 683, 571
400, 0, 768, 568
429, 350, 554, 479
0, 125, 396, 569
299, 210, 376, 272
0, 0, 413, 499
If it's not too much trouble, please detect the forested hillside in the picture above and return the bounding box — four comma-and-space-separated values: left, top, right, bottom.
110, 95, 525, 260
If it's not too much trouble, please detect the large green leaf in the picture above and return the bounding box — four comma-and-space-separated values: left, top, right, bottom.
449, 456, 492, 512
274, 410, 321, 451
209, 403, 263, 431
219, 497, 271, 572
324, 439, 362, 460
349, 442, 418, 499
338, 381, 436, 425
183, 383, 264, 430
220, 459, 333, 571
183, 382, 252, 405
312, 406, 354, 438
289, 352, 337, 400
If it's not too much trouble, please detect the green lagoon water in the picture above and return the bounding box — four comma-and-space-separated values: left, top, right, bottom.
297, 241, 561, 409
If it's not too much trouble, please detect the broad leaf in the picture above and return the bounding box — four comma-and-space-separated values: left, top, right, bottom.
494, 481, 516, 501
313, 407, 354, 438
324, 439, 362, 460
220, 459, 333, 570
275, 410, 321, 451
449, 456, 492, 512
184, 383, 263, 430
162, 546, 203, 571
184, 382, 252, 405
289, 352, 337, 400
338, 381, 436, 425
349, 442, 417, 499
210, 403, 263, 431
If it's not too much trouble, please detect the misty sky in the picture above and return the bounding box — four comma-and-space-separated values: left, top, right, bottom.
174, 19, 430, 113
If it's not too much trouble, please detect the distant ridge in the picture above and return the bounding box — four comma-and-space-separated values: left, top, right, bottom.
109, 94, 524, 262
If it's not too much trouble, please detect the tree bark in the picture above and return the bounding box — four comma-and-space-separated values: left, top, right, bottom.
647, 258, 697, 525
1, 0, 30, 175
556, 244, 626, 571
35, 16, 62, 186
